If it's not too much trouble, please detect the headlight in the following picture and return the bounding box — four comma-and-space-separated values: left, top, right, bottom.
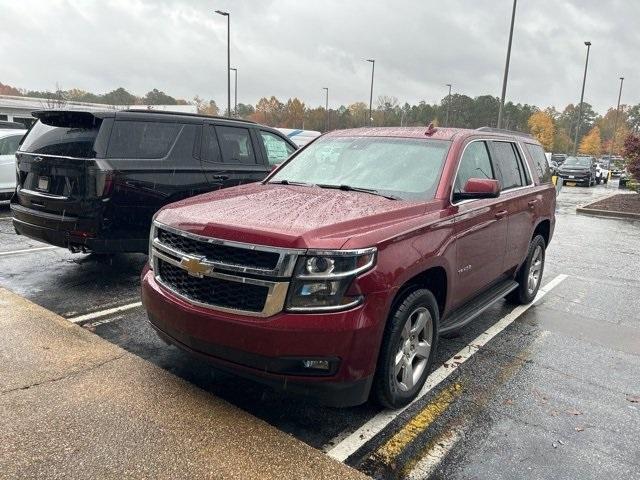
148, 220, 158, 269
286, 248, 376, 311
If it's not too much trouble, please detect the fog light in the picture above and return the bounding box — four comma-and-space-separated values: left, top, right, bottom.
302, 360, 330, 370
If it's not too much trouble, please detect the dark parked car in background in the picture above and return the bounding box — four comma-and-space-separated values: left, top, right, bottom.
557, 156, 596, 186
11, 110, 297, 253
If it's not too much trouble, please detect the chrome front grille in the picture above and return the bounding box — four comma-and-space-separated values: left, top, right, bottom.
150, 222, 301, 317
157, 229, 280, 271
157, 260, 269, 312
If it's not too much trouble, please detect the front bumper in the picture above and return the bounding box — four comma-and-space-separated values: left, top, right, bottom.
559, 173, 590, 181
141, 266, 390, 407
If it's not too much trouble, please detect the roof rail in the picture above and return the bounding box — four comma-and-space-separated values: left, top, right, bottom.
476, 126, 533, 138
121, 109, 257, 124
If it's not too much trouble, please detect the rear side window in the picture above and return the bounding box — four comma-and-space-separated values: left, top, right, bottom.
201, 125, 222, 163
107, 121, 180, 159
0, 135, 23, 155
525, 143, 552, 183
260, 131, 295, 165
216, 126, 256, 164
491, 141, 529, 190
20, 120, 101, 158
454, 141, 495, 194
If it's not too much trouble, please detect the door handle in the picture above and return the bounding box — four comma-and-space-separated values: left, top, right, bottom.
495, 210, 508, 219
211, 175, 229, 180
528, 200, 538, 208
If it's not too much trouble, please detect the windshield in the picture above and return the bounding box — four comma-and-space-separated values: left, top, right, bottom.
268, 136, 450, 200
563, 156, 592, 167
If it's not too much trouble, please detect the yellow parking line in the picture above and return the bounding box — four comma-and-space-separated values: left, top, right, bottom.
368, 382, 462, 466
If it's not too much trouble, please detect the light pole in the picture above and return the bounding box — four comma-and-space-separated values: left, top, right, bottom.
215, 10, 230, 117
573, 41, 592, 155
230, 67, 238, 117
608, 76, 625, 162
445, 83, 452, 127
366, 59, 375, 126
322, 87, 329, 131
497, 0, 517, 129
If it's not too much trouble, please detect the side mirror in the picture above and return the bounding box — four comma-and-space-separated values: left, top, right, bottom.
453, 178, 501, 201
270, 163, 281, 172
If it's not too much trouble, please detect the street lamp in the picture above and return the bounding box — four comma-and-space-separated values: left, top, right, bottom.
215, 10, 231, 117
366, 59, 375, 126
322, 87, 329, 131
445, 83, 452, 127
497, 0, 517, 129
608, 76, 625, 163
573, 41, 592, 155
230, 67, 238, 117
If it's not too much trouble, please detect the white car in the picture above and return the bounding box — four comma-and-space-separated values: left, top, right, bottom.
275, 128, 321, 147
595, 163, 610, 185
0, 129, 27, 201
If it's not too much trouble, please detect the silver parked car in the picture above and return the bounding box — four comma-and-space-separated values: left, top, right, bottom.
0, 129, 27, 201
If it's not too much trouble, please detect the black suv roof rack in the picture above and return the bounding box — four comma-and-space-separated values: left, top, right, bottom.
121, 109, 257, 124
476, 126, 533, 138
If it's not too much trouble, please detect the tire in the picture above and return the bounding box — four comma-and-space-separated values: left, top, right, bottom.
373, 289, 439, 409
596, 177, 601, 185
507, 235, 546, 305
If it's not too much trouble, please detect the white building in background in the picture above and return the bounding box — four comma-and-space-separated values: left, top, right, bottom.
0, 95, 197, 128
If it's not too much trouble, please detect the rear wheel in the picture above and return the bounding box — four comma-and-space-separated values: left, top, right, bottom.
373, 289, 439, 409
507, 235, 546, 305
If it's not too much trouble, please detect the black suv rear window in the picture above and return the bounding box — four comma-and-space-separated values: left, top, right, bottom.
20, 120, 101, 158
107, 121, 181, 159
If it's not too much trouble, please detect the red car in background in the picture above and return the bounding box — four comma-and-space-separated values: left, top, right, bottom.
141, 126, 556, 408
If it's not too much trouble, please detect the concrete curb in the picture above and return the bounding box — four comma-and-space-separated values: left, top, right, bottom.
0, 287, 367, 480
576, 206, 640, 220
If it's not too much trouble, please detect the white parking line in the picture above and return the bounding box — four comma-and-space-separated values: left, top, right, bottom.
67, 301, 143, 323
0, 246, 58, 257
0, 216, 13, 221
325, 274, 568, 462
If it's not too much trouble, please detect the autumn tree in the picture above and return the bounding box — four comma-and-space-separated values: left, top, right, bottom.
528, 111, 555, 150
578, 126, 602, 156
0, 82, 21, 95
143, 89, 177, 105
284, 98, 305, 129
623, 133, 640, 182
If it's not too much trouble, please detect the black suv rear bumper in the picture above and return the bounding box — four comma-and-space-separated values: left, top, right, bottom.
11, 202, 147, 254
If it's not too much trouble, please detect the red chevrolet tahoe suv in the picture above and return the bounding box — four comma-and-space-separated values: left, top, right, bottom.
141, 126, 556, 408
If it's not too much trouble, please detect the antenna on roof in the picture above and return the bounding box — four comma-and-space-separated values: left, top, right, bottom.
425, 123, 437, 136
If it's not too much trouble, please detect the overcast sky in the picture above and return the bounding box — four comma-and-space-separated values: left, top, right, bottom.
1, 0, 637, 114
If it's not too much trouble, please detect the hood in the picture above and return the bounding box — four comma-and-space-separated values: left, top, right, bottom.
155, 182, 439, 250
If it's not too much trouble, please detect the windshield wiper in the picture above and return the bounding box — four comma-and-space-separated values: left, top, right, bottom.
316, 184, 400, 200
267, 179, 316, 187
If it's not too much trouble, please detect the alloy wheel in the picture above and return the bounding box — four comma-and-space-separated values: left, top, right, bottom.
527, 245, 543, 295
394, 306, 433, 392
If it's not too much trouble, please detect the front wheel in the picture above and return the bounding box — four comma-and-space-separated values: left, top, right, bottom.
373, 289, 439, 409
507, 235, 546, 305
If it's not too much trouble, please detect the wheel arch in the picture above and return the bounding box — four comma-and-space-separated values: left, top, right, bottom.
532, 219, 551, 246
390, 266, 448, 320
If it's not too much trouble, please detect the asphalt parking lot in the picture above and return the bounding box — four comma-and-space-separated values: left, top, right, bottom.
1, 182, 639, 479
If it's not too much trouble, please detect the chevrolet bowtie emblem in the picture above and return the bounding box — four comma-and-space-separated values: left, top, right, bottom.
180, 255, 213, 278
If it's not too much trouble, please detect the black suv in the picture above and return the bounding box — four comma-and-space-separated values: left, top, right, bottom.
557, 156, 597, 187
11, 110, 297, 253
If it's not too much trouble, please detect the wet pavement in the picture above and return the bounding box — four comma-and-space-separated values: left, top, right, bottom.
1, 181, 639, 479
